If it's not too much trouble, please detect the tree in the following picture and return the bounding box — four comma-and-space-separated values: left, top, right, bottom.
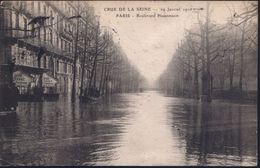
158, 2, 257, 101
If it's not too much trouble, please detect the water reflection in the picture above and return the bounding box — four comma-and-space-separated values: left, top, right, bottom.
0, 91, 257, 166
167, 99, 257, 166
0, 95, 132, 166
0, 113, 18, 166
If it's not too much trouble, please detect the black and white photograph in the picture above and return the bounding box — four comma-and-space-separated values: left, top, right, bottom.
0, 1, 258, 166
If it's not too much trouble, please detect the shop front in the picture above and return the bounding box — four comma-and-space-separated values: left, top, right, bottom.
13, 70, 33, 94
42, 73, 59, 100
13, 65, 59, 101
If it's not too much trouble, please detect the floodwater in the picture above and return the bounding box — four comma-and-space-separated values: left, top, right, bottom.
0, 91, 257, 166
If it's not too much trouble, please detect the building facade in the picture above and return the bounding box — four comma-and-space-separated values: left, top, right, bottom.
0, 1, 88, 96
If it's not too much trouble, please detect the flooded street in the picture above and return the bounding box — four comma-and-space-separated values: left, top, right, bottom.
0, 91, 257, 166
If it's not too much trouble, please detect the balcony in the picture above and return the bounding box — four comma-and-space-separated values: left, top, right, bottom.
17, 38, 74, 62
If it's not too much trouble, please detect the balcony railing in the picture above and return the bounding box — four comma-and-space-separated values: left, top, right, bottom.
59, 28, 73, 41
17, 37, 74, 62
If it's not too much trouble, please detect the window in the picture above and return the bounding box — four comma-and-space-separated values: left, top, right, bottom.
43, 56, 47, 68
15, 12, 19, 28
57, 16, 59, 30
69, 65, 72, 73
50, 29, 53, 44
9, 11, 12, 29
23, 18, 27, 37
61, 20, 64, 30
50, 11, 53, 26
31, 1, 34, 13
65, 41, 67, 51
56, 60, 59, 72
43, 5, 47, 24
56, 35, 59, 47
43, 27, 46, 42
61, 39, 63, 50
64, 63, 68, 73
43, 5, 46, 15
21, 2, 25, 10
31, 23, 35, 36
38, 2, 40, 13
38, 27, 40, 40
49, 58, 54, 75
63, 20, 65, 30
78, 67, 81, 78
61, 64, 65, 74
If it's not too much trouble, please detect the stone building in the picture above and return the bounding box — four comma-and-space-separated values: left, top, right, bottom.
0, 1, 90, 97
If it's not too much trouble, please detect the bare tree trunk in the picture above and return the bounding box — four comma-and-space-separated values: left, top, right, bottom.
87, 22, 100, 95
187, 53, 192, 97
103, 63, 109, 93
71, 14, 80, 102
88, 60, 95, 94
105, 69, 112, 95
205, 2, 212, 102
117, 71, 121, 92
93, 66, 97, 89
239, 22, 246, 96
219, 56, 225, 90
119, 74, 122, 92
99, 50, 106, 94
229, 48, 235, 92
201, 30, 206, 98
37, 53, 43, 88
182, 62, 185, 96
80, 27, 88, 97
193, 54, 199, 99
102, 65, 108, 94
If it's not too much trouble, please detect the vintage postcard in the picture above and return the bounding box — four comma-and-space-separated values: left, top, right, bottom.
0, 1, 257, 166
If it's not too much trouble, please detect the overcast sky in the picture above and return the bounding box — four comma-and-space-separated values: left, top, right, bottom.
89, 1, 249, 86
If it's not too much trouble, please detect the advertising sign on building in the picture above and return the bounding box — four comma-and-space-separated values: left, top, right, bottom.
13, 71, 32, 87
43, 73, 57, 87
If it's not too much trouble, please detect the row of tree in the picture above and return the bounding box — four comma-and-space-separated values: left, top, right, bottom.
157, 2, 257, 102
0, 1, 145, 102
69, 2, 145, 101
